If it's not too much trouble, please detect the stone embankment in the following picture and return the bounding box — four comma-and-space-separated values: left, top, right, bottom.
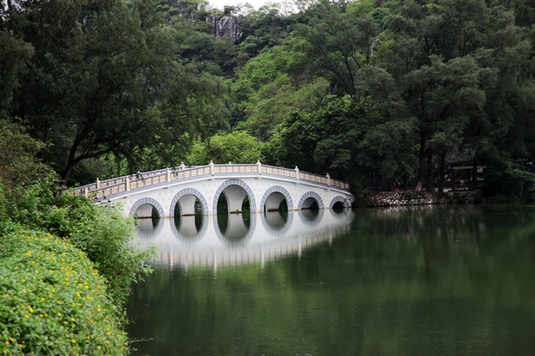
358, 190, 483, 207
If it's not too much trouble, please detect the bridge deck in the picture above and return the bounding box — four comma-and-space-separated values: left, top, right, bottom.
74, 162, 350, 200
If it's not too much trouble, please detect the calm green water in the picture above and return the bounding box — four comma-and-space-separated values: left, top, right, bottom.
126, 205, 535, 356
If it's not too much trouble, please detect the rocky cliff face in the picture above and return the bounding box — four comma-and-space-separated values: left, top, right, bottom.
192, 3, 244, 42
206, 14, 243, 41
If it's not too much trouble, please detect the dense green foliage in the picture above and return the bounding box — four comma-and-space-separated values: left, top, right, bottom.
4, 179, 154, 304
2, 0, 535, 197
0, 113, 153, 354
188, 131, 265, 164
1, 228, 129, 355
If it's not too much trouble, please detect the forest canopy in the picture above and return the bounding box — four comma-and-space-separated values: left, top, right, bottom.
1, 0, 535, 198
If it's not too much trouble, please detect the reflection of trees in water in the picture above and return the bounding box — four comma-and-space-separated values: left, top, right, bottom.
349, 204, 535, 282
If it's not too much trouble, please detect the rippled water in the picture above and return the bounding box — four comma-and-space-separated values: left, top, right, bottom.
126, 205, 535, 356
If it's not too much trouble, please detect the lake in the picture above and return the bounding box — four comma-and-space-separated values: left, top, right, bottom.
126, 204, 535, 356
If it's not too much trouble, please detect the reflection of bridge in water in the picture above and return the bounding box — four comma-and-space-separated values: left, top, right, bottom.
134, 209, 355, 270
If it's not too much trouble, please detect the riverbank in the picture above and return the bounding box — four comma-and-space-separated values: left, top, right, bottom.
357, 190, 483, 207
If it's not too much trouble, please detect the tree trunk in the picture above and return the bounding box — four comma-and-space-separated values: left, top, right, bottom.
426, 153, 434, 192
414, 140, 426, 192
438, 152, 445, 192
62, 162, 75, 186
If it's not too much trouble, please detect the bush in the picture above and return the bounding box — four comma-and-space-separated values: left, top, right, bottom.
3, 178, 154, 304
0, 226, 129, 355
483, 156, 535, 201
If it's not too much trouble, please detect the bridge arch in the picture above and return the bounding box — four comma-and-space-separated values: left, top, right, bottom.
329, 195, 351, 209
298, 191, 324, 210
129, 197, 165, 219
169, 188, 209, 217
260, 185, 294, 212
212, 179, 257, 214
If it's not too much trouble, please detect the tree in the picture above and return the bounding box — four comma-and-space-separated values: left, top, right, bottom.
267, 96, 415, 192
298, 1, 381, 98
2, 0, 229, 185
230, 39, 327, 141
382, 0, 505, 191
187, 131, 265, 164
0, 34, 34, 107
0, 116, 50, 190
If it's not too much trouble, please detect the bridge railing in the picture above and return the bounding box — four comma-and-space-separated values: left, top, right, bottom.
73, 162, 349, 199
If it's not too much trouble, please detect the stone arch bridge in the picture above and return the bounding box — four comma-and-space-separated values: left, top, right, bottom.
74, 162, 354, 218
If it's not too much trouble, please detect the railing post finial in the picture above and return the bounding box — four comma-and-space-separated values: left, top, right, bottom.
210, 160, 214, 176
257, 160, 262, 175
294, 166, 299, 179
180, 162, 185, 170
96, 177, 100, 189
326, 173, 331, 186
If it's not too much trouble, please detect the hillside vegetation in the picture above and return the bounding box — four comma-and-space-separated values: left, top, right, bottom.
2, 0, 535, 198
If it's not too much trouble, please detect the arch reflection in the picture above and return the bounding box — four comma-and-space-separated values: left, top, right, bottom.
214, 212, 257, 246
135, 217, 164, 239
261, 210, 293, 236
170, 214, 207, 242
134, 209, 354, 269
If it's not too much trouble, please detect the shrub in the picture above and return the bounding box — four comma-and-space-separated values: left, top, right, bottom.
0, 226, 129, 355
402, 191, 415, 200
3, 178, 154, 304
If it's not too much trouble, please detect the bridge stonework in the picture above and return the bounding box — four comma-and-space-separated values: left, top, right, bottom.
75, 162, 354, 218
